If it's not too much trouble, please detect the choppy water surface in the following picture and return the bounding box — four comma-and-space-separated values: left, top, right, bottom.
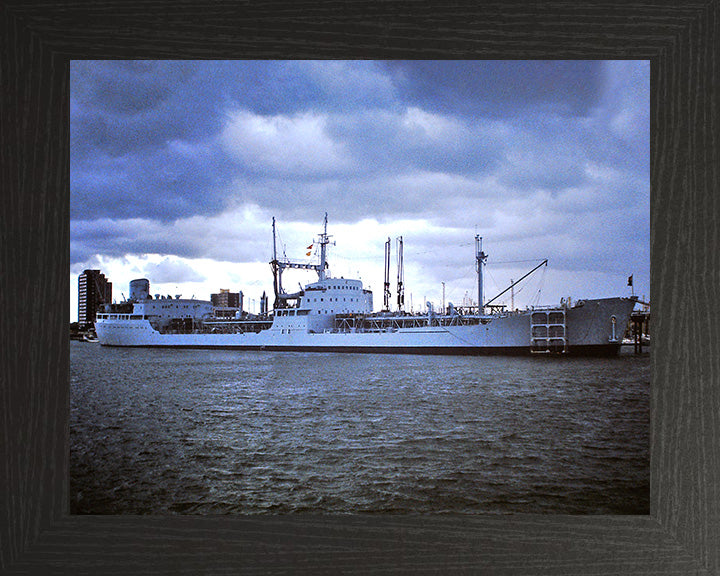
70, 342, 649, 514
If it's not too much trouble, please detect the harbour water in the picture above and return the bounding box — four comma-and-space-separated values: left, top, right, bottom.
70, 341, 649, 515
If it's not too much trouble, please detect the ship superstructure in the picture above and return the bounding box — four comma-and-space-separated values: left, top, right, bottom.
95, 216, 637, 356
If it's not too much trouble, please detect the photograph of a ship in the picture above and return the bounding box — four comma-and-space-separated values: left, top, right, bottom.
70, 60, 649, 514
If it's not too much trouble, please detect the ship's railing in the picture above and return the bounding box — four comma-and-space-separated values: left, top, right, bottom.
201, 320, 272, 334
333, 313, 490, 333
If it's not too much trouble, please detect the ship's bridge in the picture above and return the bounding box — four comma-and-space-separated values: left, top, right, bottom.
299, 277, 373, 316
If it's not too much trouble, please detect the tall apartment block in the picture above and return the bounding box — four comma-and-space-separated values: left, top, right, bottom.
211, 289, 243, 318
78, 269, 112, 328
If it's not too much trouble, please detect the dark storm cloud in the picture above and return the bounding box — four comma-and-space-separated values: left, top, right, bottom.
70, 60, 397, 223
71, 61, 231, 222
71, 219, 199, 263
71, 61, 215, 157
324, 108, 504, 177
71, 60, 608, 228
250, 61, 397, 115
71, 143, 234, 221
71, 60, 395, 159
71, 206, 274, 266
380, 60, 603, 118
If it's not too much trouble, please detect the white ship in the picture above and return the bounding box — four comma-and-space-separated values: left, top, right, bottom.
95, 215, 637, 356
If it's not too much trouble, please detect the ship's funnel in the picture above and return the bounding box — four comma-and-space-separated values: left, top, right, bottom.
129, 278, 150, 301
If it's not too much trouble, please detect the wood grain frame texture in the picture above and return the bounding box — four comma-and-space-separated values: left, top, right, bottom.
1, 1, 717, 574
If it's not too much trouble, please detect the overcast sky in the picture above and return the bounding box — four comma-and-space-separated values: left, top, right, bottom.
70, 60, 649, 320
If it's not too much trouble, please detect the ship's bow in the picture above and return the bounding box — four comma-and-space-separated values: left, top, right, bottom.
565, 297, 637, 356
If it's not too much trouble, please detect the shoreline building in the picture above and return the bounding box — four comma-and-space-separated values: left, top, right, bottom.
211, 289, 243, 319
78, 269, 112, 328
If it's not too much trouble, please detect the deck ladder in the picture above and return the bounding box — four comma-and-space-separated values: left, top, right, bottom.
530, 309, 567, 354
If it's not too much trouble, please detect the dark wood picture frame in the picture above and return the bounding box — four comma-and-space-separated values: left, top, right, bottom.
1, 2, 717, 574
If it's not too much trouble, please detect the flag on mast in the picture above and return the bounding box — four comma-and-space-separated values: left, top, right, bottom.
627, 275, 633, 286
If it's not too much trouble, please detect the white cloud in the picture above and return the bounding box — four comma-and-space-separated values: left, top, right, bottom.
401, 107, 464, 139
221, 109, 353, 175
144, 257, 205, 283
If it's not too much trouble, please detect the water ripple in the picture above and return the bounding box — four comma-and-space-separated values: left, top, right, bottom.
70, 345, 649, 514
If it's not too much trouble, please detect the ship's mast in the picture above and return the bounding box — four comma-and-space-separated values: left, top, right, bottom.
475, 234, 487, 314
271, 217, 281, 309
383, 237, 391, 311
270, 214, 332, 309
396, 236, 405, 312
317, 212, 331, 282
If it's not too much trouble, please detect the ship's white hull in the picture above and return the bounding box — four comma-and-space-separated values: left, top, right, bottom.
96, 297, 636, 356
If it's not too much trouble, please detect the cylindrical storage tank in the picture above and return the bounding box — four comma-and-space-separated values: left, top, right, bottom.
129, 278, 150, 301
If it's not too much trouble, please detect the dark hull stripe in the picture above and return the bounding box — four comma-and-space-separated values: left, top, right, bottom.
100, 343, 623, 357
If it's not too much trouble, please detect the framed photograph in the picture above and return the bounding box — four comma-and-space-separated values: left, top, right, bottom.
2, 2, 717, 574
68, 59, 650, 520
